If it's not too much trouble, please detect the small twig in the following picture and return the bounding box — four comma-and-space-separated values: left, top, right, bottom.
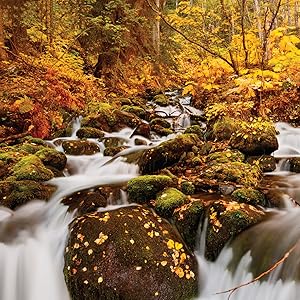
216, 242, 297, 300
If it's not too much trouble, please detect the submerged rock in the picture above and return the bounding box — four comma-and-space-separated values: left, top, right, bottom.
127, 175, 173, 204
155, 188, 188, 218
62, 140, 100, 155
139, 134, 200, 174
64, 206, 199, 300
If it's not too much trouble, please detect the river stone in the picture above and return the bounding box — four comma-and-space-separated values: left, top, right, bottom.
205, 200, 265, 261
289, 157, 300, 173
139, 134, 200, 174
62, 140, 100, 155
151, 125, 174, 136
231, 188, 266, 206
64, 206, 199, 300
149, 118, 171, 129
127, 175, 174, 204
35, 148, 67, 171
246, 155, 277, 172
76, 127, 105, 139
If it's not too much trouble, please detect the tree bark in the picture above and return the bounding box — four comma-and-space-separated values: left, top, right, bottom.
0, 6, 7, 60
153, 0, 161, 55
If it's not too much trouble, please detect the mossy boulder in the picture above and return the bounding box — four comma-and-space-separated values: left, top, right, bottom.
139, 134, 200, 174
62, 140, 100, 155
104, 146, 128, 157
173, 201, 204, 249
203, 162, 262, 187
0, 179, 55, 209
151, 125, 174, 136
12, 155, 54, 181
231, 188, 266, 206
210, 117, 239, 141
184, 125, 204, 139
181, 181, 195, 195
149, 118, 171, 129
206, 150, 245, 165
153, 94, 169, 106
76, 127, 105, 139
132, 123, 151, 139
121, 105, 147, 119
127, 175, 174, 204
229, 120, 278, 155
64, 206, 199, 300
35, 148, 67, 171
155, 188, 188, 218
246, 155, 276, 172
205, 200, 265, 260
289, 158, 300, 173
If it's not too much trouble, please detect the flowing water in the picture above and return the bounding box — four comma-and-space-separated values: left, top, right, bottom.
0, 94, 300, 300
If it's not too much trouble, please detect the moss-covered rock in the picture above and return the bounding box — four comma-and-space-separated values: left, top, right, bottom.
149, 118, 171, 129
127, 175, 174, 204
229, 120, 278, 155
205, 200, 265, 260
139, 134, 200, 174
155, 188, 188, 218
121, 105, 147, 119
173, 201, 204, 249
246, 155, 276, 172
76, 127, 105, 139
203, 162, 262, 187
151, 125, 174, 136
184, 125, 204, 139
231, 188, 266, 206
35, 148, 67, 171
153, 94, 169, 106
62, 140, 100, 155
0, 179, 55, 209
104, 146, 128, 157
132, 123, 151, 139
181, 181, 195, 195
289, 157, 300, 173
206, 150, 245, 165
64, 206, 199, 300
12, 155, 54, 181
210, 117, 239, 141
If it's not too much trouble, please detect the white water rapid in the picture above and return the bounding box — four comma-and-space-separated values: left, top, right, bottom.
1, 93, 300, 300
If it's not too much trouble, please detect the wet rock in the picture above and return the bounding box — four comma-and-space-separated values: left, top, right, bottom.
229, 121, 278, 155
35, 148, 67, 170
76, 127, 105, 139
127, 175, 174, 204
62, 187, 108, 215
184, 125, 204, 139
64, 206, 199, 300
132, 123, 151, 139
231, 188, 266, 206
153, 94, 169, 106
62, 140, 100, 155
246, 155, 277, 172
173, 201, 204, 249
0, 179, 55, 209
139, 134, 200, 174
289, 157, 300, 173
151, 125, 174, 136
210, 117, 239, 141
121, 105, 147, 119
205, 200, 265, 260
102, 137, 126, 148
149, 118, 171, 129
155, 188, 189, 218
203, 162, 262, 187
12, 155, 54, 181
104, 146, 129, 157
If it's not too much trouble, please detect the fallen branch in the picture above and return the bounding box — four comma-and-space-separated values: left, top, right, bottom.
0, 125, 34, 144
216, 242, 297, 300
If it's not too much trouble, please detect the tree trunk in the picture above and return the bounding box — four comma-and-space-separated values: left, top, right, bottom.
153, 0, 161, 55
253, 0, 263, 42
295, 1, 299, 33
0, 6, 7, 60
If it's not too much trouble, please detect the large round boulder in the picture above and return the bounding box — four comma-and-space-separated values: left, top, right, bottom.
64, 206, 199, 300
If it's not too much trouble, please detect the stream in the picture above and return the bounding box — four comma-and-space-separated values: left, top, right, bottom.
0, 94, 300, 300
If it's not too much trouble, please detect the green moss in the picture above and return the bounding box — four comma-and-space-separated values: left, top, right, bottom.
76, 127, 105, 139
246, 155, 276, 172
155, 188, 188, 218
62, 140, 100, 155
206, 150, 245, 164
204, 161, 262, 187
150, 118, 171, 129
13, 155, 54, 181
121, 105, 146, 119
211, 117, 239, 141
127, 175, 173, 204
104, 146, 128, 157
184, 125, 204, 139
153, 94, 170, 106
231, 188, 266, 206
151, 125, 174, 136
35, 148, 67, 170
181, 181, 195, 195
